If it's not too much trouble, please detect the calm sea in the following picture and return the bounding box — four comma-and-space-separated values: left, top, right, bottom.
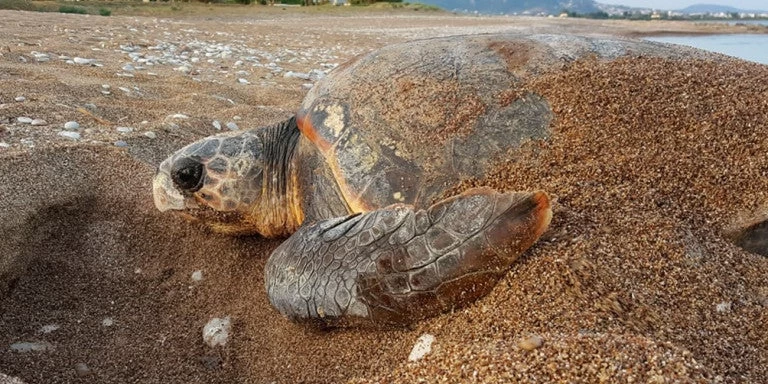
645, 23, 768, 65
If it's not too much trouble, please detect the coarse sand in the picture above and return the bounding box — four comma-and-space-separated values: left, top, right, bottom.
1, 9, 767, 384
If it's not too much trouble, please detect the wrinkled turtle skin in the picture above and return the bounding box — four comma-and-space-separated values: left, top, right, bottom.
152, 34, 718, 328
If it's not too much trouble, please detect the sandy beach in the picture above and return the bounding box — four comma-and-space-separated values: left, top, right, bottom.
1, 6, 767, 383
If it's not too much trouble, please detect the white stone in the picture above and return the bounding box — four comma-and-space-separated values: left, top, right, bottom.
143, 131, 157, 139
226, 122, 239, 131
237, 78, 250, 84
31, 118, 47, 126
73, 57, 94, 65
38, 324, 60, 334
9, 341, 53, 353
14, 96, 25, 102
16, 117, 33, 124
203, 316, 231, 347
58, 131, 81, 140
64, 121, 80, 130
116, 126, 133, 133
716, 301, 732, 313
212, 120, 222, 130
408, 333, 435, 362
102, 318, 114, 327
191, 270, 203, 282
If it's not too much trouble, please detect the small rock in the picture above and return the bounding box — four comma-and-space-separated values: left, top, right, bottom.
114, 140, 128, 147
191, 270, 203, 282
122, 64, 135, 71
302, 83, 313, 90
64, 121, 80, 130
9, 341, 53, 353
14, 96, 25, 102
283, 71, 310, 80
74, 363, 91, 377
200, 355, 222, 370
58, 131, 81, 140
16, 117, 33, 124
237, 78, 250, 84
143, 131, 157, 139
233, 115, 241, 120
518, 335, 544, 351
116, 126, 133, 133
101, 84, 110, 90
73, 57, 94, 65
226, 122, 239, 131
102, 318, 114, 327
84, 103, 98, 111
0, 142, 10, 149
171, 113, 189, 119
716, 301, 732, 313
203, 316, 231, 347
212, 120, 222, 130
31, 118, 47, 126
408, 334, 435, 362
38, 324, 60, 334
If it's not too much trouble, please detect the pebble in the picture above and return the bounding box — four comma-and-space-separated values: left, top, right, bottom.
58, 131, 81, 140
73, 57, 94, 65
14, 96, 25, 102
122, 64, 135, 71
114, 140, 128, 147
64, 121, 80, 130
30, 118, 47, 126
284, 71, 311, 80
716, 301, 732, 313
212, 120, 222, 130
143, 131, 157, 139
200, 355, 222, 370
408, 334, 435, 362
102, 318, 114, 327
16, 117, 33, 124
74, 363, 91, 377
518, 335, 544, 351
9, 341, 53, 353
116, 126, 134, 133
202, 316, 231, 347
191, 270, 203, 282
0, 142, 10, 149
226, 122, 239, 131
302, 83, 314, 90
237, 78, 250, 84
38, 324, 60, 334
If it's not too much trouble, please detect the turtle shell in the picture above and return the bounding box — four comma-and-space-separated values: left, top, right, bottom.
296, 34, 713, 211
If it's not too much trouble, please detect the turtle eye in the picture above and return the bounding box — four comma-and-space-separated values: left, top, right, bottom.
171, 157, 205, 193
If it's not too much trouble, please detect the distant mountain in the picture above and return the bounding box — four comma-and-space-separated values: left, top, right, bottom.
415, 0, 601, 15
679, 4, 766, 13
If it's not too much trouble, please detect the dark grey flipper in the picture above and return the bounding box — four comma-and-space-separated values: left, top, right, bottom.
265, 187, 552, 328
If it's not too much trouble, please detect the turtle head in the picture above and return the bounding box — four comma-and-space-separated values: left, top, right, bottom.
153, 130, 270, 236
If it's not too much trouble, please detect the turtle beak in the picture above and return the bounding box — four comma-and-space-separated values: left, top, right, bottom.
152, 171, 186, 212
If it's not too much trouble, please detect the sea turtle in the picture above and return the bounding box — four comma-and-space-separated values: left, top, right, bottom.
152, 33, 706, 328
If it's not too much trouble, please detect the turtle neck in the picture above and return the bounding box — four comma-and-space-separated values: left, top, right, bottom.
255, 116, 304, 237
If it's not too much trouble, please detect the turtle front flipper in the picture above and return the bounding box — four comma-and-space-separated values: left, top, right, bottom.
265, 187, 552, 328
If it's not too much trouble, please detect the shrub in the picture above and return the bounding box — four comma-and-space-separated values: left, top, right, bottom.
59, 5, 87, 14
98, 7, 111, 16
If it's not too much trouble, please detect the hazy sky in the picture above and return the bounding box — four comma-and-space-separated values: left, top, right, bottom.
609, 0, 767, 10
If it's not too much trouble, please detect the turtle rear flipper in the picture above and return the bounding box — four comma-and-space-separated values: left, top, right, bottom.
265, 187, 552, 328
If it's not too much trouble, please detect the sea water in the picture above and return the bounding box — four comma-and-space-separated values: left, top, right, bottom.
646, 33, 768, 65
